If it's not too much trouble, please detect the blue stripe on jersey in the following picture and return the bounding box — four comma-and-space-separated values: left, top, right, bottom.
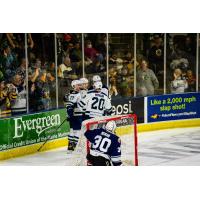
101, 92, 107, 96
77, 103, 83, 108
87, 90, 96, 94
79, 101, 86, 106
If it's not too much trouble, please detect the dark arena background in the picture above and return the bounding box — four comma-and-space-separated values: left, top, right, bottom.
0, 33, 200, 165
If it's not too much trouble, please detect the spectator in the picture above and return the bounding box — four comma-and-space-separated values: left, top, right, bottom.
109, 77, 120, 98
9, 74, 27, 116
96, 36, 107, 57
148, 34, 164, 75
117, 66, 134, 97
63, 42, 74, 58
69, 42, 82, 63
37, 70, 52, 110
0, 44, 18, 80
28, 64, 53, 112
123, 51, 134, 64
46, 61, 56, 102
16, 58, 27, 80
184, 35, 196, 57
69, 42, 82, 75
86, 59, 106, 74
170, 50, 190, 72
84, 40, 103, 63
0, 79, 11, 118
58, 57, 73, 79
5, 33, 34, 59
109, 53, 124, 70
186, 69, 196, 92
136, 59, 159, 96
170, 68, 188, 94
46, 61, 56, 81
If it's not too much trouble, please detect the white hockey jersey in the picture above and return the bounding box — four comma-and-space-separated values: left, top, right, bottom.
83, 90, 112, 118
88, 84, 110, 98
79, 89, 87, 99
65, 90, 84, 117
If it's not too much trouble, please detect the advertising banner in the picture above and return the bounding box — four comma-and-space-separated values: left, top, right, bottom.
111, 96, 144, 123
0, 109, 70, 151
147, 93, 200, 122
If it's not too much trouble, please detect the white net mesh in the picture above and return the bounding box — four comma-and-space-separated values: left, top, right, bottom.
67, 114, 138, 166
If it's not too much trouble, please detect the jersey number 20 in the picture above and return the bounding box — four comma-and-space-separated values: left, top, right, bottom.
92, 135, 111, 153
91, 97, 105, 111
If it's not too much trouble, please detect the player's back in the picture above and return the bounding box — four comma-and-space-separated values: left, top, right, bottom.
84, 128, 120, 160
85, 90, 111, 118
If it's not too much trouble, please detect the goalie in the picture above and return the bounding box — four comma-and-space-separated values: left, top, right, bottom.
84, 120, 122, 166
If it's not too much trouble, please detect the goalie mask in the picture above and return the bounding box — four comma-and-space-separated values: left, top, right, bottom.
105, 121, 117, 133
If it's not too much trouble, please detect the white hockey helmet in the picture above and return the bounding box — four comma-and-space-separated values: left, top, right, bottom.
105, 121, 117, 133
79, 77, 89, 84
93, 81, 102, 90
92, 75, 101, 82
71, 80, 81, 88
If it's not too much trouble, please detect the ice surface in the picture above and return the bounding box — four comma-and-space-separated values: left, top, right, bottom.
1, 126, 200, 166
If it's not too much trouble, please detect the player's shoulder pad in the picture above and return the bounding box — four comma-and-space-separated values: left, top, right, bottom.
71, 90, 79, 94
87, 89, 96, 94
102, 84, 108, 89
111, 133, 120, 141
101, 91, 108, 97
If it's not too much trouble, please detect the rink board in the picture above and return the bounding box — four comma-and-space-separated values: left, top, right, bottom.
0, 138, 68, 160
0, 118, 200, 161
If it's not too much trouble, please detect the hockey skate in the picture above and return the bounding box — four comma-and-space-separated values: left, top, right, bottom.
67, 141, 75, 152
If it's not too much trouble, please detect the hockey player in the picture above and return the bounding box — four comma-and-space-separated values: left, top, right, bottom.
65, 80, 83, 151
88, 75, 109, 97
83, 81, 113, 119
79, 77, 89, 121
84, 120, 122, 166
79, 77, 89, 99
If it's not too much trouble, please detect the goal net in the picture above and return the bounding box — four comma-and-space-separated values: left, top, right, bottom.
67, 114, 138, 166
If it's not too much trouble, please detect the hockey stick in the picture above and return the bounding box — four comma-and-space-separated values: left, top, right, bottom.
37, 118, 67, 152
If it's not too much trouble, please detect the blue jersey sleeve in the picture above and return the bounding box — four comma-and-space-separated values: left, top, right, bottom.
110, 137, 122, 166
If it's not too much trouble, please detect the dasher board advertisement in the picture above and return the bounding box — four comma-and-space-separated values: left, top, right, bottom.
0, 109, 70, 152
112, 96, 144, 123
147, 93, 200, 122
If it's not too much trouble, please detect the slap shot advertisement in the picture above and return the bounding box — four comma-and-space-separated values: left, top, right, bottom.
147, 93, 200, 122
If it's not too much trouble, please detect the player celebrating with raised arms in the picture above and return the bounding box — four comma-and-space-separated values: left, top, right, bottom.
84, 120, 122, 166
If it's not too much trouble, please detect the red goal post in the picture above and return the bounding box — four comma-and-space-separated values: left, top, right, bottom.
84, 114, 138, 166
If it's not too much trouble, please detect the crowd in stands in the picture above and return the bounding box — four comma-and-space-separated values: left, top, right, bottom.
0, 33, 199, 118
109, 33, 197, 99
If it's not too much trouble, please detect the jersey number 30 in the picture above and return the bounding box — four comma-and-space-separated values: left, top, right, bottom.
91, 97, 105, 111
92, 135, 111, 153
